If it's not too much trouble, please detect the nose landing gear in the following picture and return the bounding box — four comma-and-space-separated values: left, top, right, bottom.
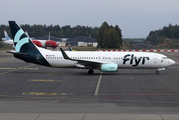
156, 68, 165, 75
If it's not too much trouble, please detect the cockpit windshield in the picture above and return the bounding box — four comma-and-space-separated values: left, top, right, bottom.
162, 57, 168, 59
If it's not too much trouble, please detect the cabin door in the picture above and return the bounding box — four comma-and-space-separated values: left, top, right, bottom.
153, 55, 157, 63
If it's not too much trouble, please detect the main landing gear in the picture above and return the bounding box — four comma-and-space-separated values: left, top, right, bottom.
88, 69, 94, 75
156, 71, 159, 75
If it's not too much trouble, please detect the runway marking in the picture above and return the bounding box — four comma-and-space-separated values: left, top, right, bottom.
101, 81, 179, 82
0, 64, 35, 76
0, 69, 17, 76
28, 79, 61, 82
103, 99, 179, 104
1, 97, 179, 104
0, 91, 179, 103
0, 95, 10, 97
43, 72, 71, 75
22, 92, 65, 95
20, 91, 179, 97
0, 68, 38, 70
94, 72, 103, 96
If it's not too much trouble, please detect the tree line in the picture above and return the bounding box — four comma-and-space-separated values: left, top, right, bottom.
97, 22, 123, 48
146, 24, 179, 45
0, 24, 99, 39
0, 22, 123, 48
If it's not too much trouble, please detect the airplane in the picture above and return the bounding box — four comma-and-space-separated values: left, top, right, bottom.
2, 29, 14, 46
25, 31, 58, 49
7, 21, 175, 75
3, 29, 42, 47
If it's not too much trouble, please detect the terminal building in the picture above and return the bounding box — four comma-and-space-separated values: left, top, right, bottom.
66, 36, 97, 47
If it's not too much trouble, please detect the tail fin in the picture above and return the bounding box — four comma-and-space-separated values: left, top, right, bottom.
69, 47, 73, 51
3, 29, 10, 40
8, 21, 38, 53
25, 30, 30, 37
48, 32, 50, 41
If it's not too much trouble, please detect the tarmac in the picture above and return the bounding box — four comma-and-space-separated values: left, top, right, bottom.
0, 50, 179, 119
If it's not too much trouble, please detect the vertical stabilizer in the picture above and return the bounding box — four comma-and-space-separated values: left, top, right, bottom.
8, 21, 51, 67
8, 21, 39, 53
25, 30, 30, 37
48, 32, 50, 41
3, 29, 10, 40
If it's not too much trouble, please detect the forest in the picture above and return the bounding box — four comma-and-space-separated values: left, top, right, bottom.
146, 24, 179, 48
0, 22, 123, 49
0, 24, 100, 39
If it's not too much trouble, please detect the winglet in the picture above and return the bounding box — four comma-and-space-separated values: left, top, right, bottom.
69, 47, 73, 51
60, 48, 71, 60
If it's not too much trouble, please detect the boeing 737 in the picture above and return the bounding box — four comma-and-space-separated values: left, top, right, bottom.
25, 31, 58, 49
7, 21, 175, 75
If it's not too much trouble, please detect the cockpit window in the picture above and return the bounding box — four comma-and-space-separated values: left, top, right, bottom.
162, 57, 168, 59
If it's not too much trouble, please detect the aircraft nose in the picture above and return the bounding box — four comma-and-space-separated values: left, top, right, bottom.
169, 59, 175, 66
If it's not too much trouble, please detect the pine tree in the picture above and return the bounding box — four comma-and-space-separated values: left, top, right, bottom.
97, 21, 109, 48
97, 22, 122, 48
115, 25, 123, 47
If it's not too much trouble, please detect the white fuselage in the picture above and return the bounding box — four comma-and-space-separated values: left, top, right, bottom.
37, 47, 175, 69
3, 39, 14, 46
37, 40, 46, 47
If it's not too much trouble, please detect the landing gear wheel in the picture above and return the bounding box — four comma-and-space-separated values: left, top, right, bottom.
88, 69, 94, 75
156, 71, 159, 75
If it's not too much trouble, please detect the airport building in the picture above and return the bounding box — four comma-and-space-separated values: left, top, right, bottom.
34, 35, 98, 47
123, 38, 148, 49
66, 36, 97, 47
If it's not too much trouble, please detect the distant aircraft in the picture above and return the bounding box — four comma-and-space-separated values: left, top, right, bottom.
7, 21, 175, 75
3, 29, 42, 47
25, 31, 58, 49
2, 29, 14, 46
69, 47, 76, 51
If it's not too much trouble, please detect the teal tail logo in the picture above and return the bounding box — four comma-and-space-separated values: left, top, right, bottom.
14, 29, 29, 52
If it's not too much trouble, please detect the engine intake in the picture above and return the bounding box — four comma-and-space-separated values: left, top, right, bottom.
101, 63, 118, 72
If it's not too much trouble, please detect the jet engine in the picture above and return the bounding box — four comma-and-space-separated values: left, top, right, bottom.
101, 63, 118, 72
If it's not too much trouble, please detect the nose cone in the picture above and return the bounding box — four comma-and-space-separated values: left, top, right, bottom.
169, 59, 175, 66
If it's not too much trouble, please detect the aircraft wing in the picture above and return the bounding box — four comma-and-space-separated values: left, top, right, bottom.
60, 48, 107, 68
76, 59, 103, 68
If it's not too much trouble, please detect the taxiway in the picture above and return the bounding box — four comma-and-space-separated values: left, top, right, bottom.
0, 50, 179, 119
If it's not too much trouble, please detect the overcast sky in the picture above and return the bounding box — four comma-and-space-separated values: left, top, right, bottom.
0, 0, 178, 38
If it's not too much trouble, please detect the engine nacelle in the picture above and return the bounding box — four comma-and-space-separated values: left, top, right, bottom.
101, 63, 118, 72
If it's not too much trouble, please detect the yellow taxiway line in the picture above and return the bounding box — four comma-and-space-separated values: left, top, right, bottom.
28, 79, 61, 82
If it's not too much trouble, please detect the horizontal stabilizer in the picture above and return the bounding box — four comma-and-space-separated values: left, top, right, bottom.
6, 50, 27, 56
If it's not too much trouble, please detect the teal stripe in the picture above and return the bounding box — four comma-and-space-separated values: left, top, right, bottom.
14, 29, 23, 43
15, 37, 29, 52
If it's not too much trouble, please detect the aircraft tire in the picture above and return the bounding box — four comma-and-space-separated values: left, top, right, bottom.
156, 71, 159, 75
88, 69, 94, 75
